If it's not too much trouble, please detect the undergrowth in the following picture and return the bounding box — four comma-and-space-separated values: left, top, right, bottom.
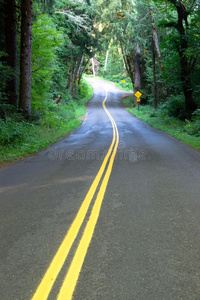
0, 79, 93, 165
121, 96, 200, 151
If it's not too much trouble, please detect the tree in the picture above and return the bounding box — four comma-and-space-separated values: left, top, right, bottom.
149, 6, 168, 102
1, 0, 199, 122
152, 39, 157, 109
153, 0, 199, 117
4, 0, 18, 107
169, 0, 198, 117
31, 13, 63, 109
103, 47, 110, 78
19, 0, 33, 116
53, 0, 97, 97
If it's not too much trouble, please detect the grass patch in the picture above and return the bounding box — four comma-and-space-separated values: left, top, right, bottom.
122, 96, 200, 152
0, 79, 93, 166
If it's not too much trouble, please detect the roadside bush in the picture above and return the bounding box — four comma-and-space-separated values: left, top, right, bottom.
75, 79, 89, 102
167, 95, 185, 119
40, 104, 75, 128
184, 120, 200, 136
0, 117, 34, 145
192, 109, 200, 121
184, 109, 200, 136
120, 77, 132, 90
40, 110, 64, 128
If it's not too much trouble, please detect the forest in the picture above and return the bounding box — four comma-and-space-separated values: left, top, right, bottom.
0, 0, 200, 163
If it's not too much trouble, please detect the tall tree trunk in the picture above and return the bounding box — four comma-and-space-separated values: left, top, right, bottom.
73, 55, 84, 86
76, 55, 85, 85
134, 41, 141, 104
126, 52, 135, 91
70, 56, 83, 95
179, 52, 197, 117
91, 57, 95, 77
149, 8, 164, 73
19, 0, 33, 117
152, 40, 157, 109
68, 64, 73, 94
78, 57, 90, 85
72, 57, 79, 84
120, 42, 135, 92
149, 7, 168, 102
121, 44, 131, 77
103, 49, 109, 78
4, 0, 18, 107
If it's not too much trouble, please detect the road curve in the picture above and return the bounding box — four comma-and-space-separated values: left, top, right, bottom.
0, 78, 200, 300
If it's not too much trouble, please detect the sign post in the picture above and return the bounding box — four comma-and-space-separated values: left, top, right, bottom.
134, 91, 142, 110
137, 97, 140, 110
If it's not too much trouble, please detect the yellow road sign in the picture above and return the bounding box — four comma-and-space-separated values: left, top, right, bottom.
134, 91, 142, 98
137, 97, 140, 102
122, 79, 125, 83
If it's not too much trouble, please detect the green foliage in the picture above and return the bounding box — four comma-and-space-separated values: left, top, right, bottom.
99, 46, 128, 86
184, 109, 200, 137
0, 52, 15, 102
31, 14, 63, 110
0, 78, 93, 164
120, 77, 132, 90
161, 34, 183, 92
165, 95, 185, 119
184, 119, 200, 137
1, 0, 200, 162
0, 116, 35, 146
75, 79, 90, 101
122, 97, 200, 150
40, 104, 75, 128
152, 0, 200, 113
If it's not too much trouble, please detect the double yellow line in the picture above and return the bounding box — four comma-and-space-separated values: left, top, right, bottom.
32, 88, 119, 300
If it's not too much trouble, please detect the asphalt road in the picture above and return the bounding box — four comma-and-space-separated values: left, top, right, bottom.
1, 78, 200, 300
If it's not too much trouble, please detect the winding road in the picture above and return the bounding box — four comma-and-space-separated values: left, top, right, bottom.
1, 78, 200, 299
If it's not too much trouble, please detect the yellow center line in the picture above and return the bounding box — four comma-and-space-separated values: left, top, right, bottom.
31, 89, 118, 300
57, 91, 119, 299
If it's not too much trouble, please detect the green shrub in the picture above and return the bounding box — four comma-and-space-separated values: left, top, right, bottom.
192, 109, 200, 121
78, 79, 90, 99
184, 110, 200, 136
184, 121, 200, 136
167, 95, 185, 119
0, 117, 34, 145
120, 77, 132, 90
40, 111, 64, 128
40, 104, 75, 128
149, 111, 158, 118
